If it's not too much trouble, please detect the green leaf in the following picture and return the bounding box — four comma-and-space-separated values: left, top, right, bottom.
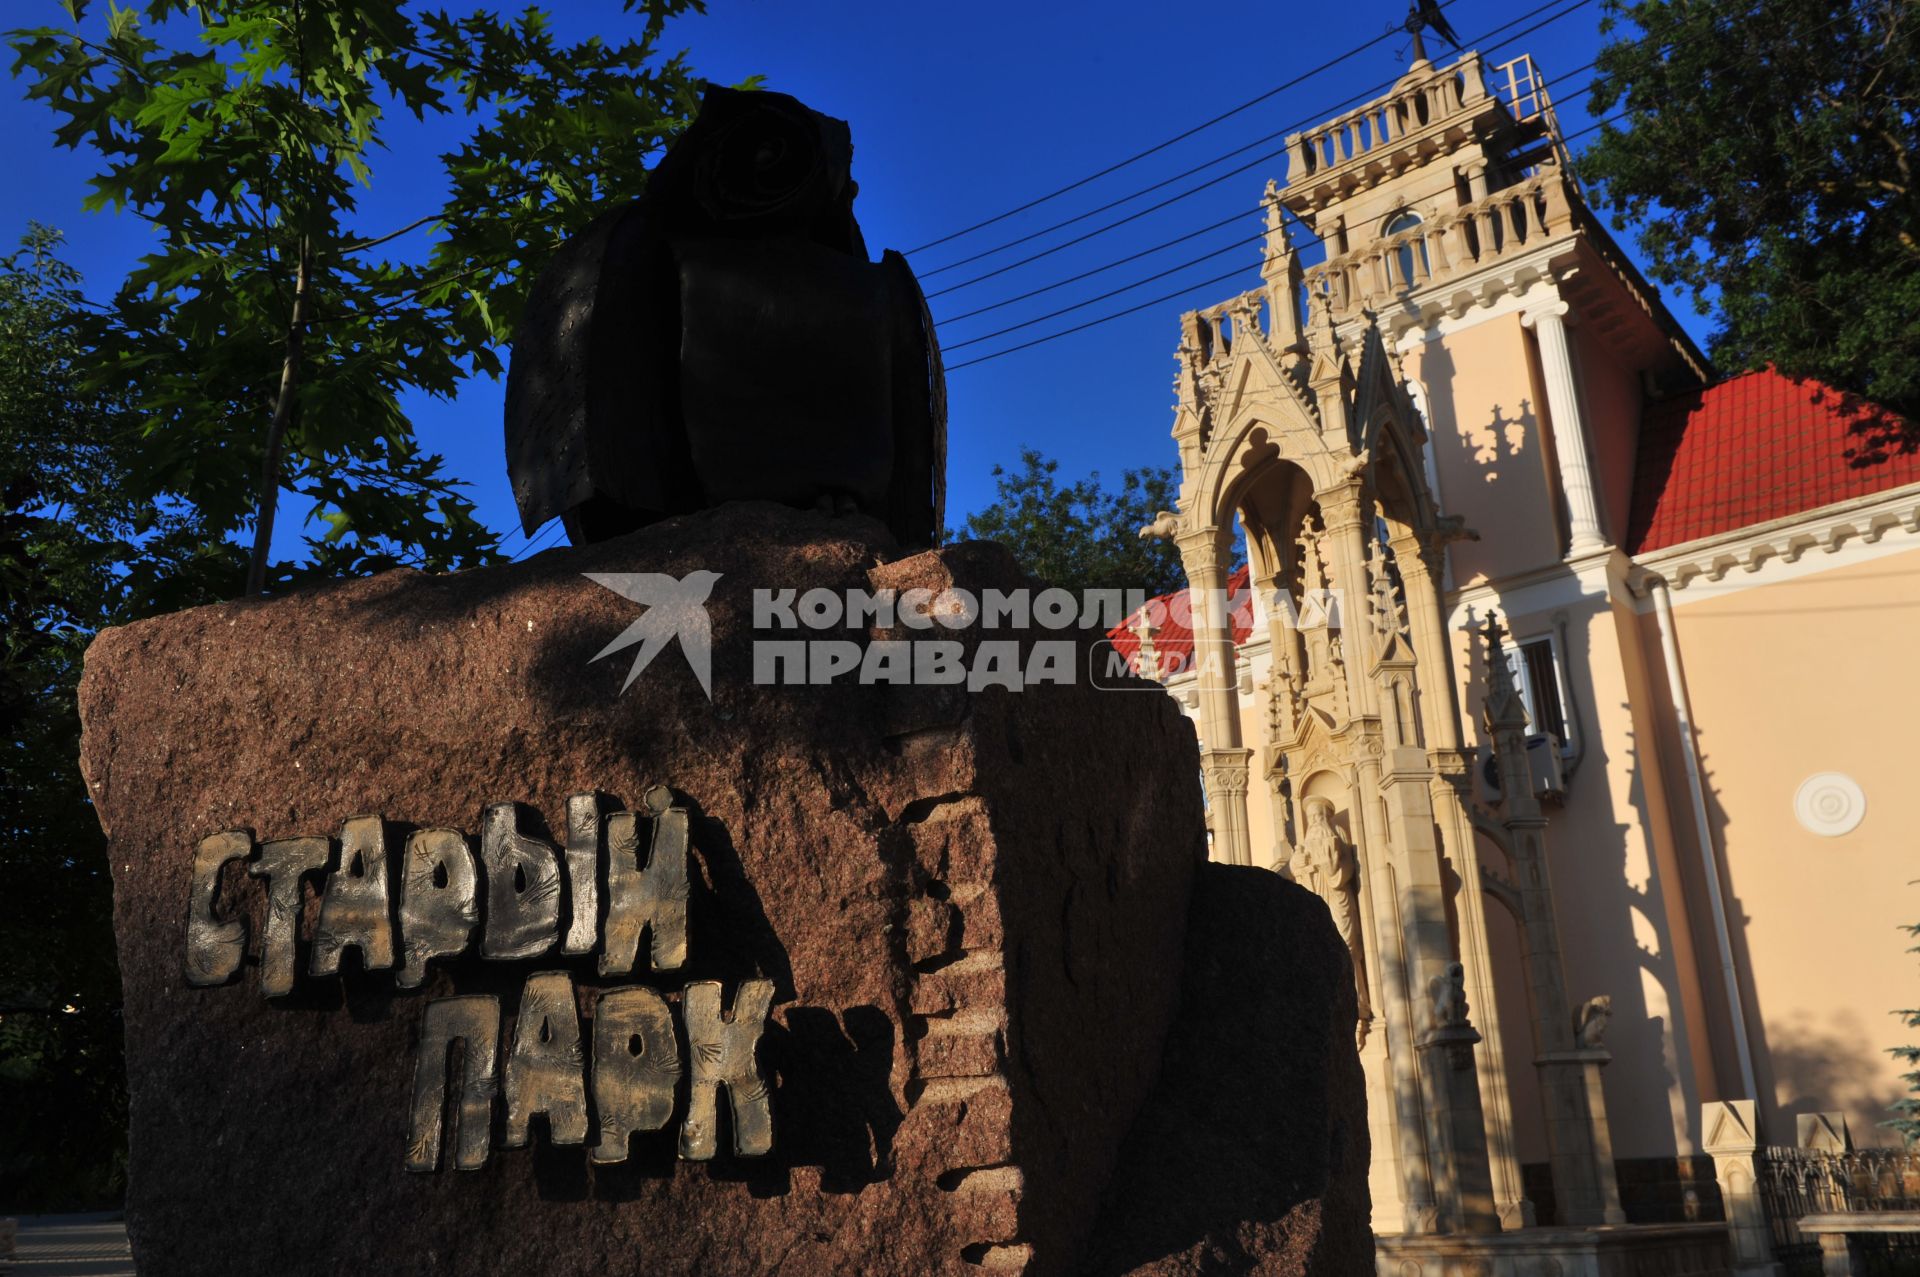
1581, 0, 1920, 424
9, 0, 719, 598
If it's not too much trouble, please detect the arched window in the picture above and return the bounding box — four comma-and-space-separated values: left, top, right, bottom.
1383, 210, 1429, 289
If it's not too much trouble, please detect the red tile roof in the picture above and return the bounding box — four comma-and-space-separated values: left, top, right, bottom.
1628, 368, 1920, 553
1106, 563, 1254, 677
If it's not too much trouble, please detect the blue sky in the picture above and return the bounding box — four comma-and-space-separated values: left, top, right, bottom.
1, 0, 1710, 562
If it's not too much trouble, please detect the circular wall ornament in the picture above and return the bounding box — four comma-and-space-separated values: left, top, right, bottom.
1794, 772, 1866, 837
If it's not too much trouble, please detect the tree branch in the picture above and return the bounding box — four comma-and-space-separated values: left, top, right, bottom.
246, 237, 311, 596
340, 213, 443, 254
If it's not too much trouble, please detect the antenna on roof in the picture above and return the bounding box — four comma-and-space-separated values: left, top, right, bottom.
1402, 0, 1462, 62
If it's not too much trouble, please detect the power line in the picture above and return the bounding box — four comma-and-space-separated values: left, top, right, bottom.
922, 141, 1294, 294
936, 0, 1804, 366
934, 208, 1257, 325
914, 0, 1598, 288
510, 518, 564, 561
902, 0, 1463, 257
944, 108, 1631, 375
941, 228, 1274, 352
929, 0, 1801, 351
490, 515, 551, 557
944, 260, 1284, 372
932, 51, 1613, 338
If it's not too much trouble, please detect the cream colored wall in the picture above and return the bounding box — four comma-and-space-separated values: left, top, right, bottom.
1408, 315, 1565, 587
1653, 547, 1920, 1146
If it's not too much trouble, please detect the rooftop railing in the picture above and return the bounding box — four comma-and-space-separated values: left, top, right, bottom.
1300, 170, 1577, 317
1286, 53, 1492, 185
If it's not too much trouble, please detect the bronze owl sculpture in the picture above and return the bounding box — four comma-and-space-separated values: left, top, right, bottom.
504, 85, 946, 548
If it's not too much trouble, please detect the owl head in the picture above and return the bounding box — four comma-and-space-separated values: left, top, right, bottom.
652, 84, 863, 253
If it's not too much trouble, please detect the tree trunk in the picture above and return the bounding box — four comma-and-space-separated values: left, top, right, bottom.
246, 239, 312, 596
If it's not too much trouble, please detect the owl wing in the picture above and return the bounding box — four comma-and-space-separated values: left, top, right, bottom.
504, 200, 694, 541
882, 248, 947, 549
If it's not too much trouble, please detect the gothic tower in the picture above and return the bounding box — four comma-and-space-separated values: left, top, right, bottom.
1142, 46, 1706, 1247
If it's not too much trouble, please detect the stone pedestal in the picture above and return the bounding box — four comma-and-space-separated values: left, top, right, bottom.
78, 503, 1370, 1276
1702, 1099, 1787, 1276
1416, 1021, 1499, 1235
1537, 1050, 1628, 1226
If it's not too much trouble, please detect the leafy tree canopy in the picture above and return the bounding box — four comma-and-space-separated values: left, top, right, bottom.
958, 448, 1186, 599
1582, 0, 1920, 435
0, 225, 152, 1209
9, 0, 733, 595
1, 0, 739, 1206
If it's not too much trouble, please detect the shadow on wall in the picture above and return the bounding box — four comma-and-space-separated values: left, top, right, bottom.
1413, 333, 1546, 595
1415, 330, 1537, 487
1764, 1008, 1909, 1142
1607, 700, 1699, 1152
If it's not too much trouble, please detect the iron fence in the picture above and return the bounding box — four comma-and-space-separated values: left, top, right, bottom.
1759, 1146, 1920, 1275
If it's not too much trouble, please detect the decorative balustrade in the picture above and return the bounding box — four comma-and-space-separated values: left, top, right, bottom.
1182, 289, 1271, 372
1300, 171, 1576, 317
1758, 1145, 1920, 1273
1286, 53, 1490, 184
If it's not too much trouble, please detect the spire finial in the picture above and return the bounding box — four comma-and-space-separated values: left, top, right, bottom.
1403, 0, 1462, 64
1481, 610, 1529, 731
1482, 609, 1507, 657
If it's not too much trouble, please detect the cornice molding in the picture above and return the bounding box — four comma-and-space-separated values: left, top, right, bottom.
1630, 483, 1920, 605
1378, 246, 1577, 348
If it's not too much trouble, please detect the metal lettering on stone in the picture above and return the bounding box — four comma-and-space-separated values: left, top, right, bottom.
589, 985, 683, 1164
406, 995, 501, 1172
561, 793, 600, 955
396, 828, 480, 989
503, 971, 589, 1148
679, 978, 774, 1160
480, 802, 561, 960
184, 829, 252, 987
310, 815, 395, 976
600, 786, 689, 976
249, 835, 328, 997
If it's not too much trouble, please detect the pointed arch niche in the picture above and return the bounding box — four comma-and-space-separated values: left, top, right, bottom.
1159, 293, 1531, 1231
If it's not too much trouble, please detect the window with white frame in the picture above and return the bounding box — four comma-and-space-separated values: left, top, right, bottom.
1505, 633, 1574, 754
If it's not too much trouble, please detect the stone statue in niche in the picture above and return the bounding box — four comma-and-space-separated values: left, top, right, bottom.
1326, 633, 1351, 714
1295, 513, 1335, 690
504, 85, 945, 549
1289, 797, 1371, 1041
1430, 961, 1469, 1030
1574, 994, 1612, 1050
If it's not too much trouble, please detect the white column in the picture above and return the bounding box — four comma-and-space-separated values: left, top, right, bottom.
1649, 573, 1762, 1102
1523, 300, 1606, 555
